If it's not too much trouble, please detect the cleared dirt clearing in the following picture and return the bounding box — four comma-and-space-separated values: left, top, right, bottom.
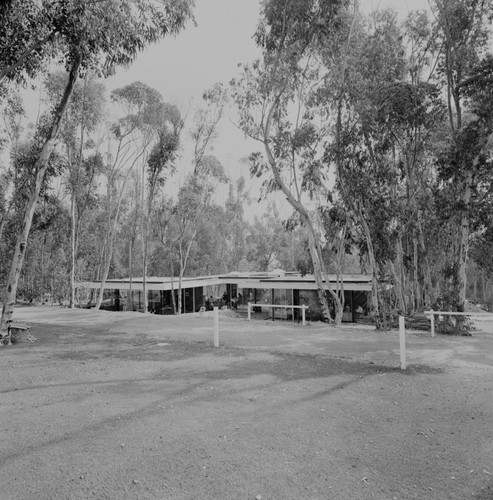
1, 306, 492, 499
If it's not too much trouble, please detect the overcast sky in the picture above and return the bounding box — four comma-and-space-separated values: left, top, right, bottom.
14, 1, 431, 215
109, 0, 430, 101
106, 0, 431, 217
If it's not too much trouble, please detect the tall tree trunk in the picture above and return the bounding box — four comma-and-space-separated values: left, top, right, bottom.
263, 98, 342, 324
423, 256, 434, 308
305, 213, 342, 324
358, 213, 380, 324
454, 132, 493, 311
412, 237, 421, 313
457, 170, 472, 311
176, 232, 196, 315
334, 224, 347, 313
94, 140, 148, 311
177, 274, 182, 315
69, 80, 88, 309
94, 168, 134, 310
418, 216, 434, 308
128, 240, 134, 311
1, 53, 81, 333
170, 261, 176, 315
141, 163, 148, 314
95, 224, 117, 311
69, 192, 77, 308
96, 171, 113, 281
389, 261, 405, 314
127, 177, 140, 313
393, 236, 406, 314
39, 238, 44, 302
142, 236, 148, 313
177, 240, 183, 314
142, 182, 156, 314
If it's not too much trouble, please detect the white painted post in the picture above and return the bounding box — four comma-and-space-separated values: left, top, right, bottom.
247, 302, 251, 321
213, 306, 219, 347
302, 305, 306, 326
430, 309, 435, 338
399, 315, 406, 370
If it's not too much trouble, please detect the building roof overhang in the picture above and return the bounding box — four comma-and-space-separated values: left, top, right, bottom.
77, 271, 376, 292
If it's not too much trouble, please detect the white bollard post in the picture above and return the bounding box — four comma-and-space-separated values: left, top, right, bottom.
430, 309, 435, 337
399, 315, 406, 370
213, 306, 219, 347
302, 305, 306, 326
247, 302, 251, 321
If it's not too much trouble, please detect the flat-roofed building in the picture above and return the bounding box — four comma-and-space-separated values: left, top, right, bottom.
77, 270, 374, 323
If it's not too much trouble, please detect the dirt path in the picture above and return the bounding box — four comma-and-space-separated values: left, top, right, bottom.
1, 306, 492, 499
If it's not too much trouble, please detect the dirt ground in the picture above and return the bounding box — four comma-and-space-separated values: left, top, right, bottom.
1, 306, 492, 500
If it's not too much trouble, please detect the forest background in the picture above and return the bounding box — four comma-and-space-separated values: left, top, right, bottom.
1, 0, 493, 330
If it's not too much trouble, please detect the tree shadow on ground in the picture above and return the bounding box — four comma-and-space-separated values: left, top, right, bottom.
6, 323, 445, 377
198, 350, 443, 383
1, 324, 447, 468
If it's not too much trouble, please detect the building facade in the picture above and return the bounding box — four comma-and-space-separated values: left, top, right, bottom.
77, 270, 373, 323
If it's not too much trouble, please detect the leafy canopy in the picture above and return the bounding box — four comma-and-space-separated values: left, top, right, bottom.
0, 0, 195, 85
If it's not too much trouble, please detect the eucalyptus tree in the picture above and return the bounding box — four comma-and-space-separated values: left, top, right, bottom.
188, 83, 228, 241
155, 196, 178, 312
141, 103, 183, 313
160, 176, 202, 314
0, 88, 24, 245
94, 82, 166, 311
1, 0, 195, 332
330, 1, 493, 326
471, 226, 493, 289
222, 177, 250, 272
0, 1, 56, 86
387, 11, 444, 312
373, 81, 445, 314
147, 85, 228, 309
432, 0, 493, 313
164, 178, 249, 278
19, 195, 70, 304
464, 53, 493, 293
250, 213, 284, 272
326, 8, 447, 322
0, 0, 194, 86
44, 71, 106, 307
332, 9, 403, 324
190, 83, 228, 174
2, 134, 68, 299
171, 158, 227, 313
231, 0, 350, 324
153, 151, 227, 314
190, 204, 231, 275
